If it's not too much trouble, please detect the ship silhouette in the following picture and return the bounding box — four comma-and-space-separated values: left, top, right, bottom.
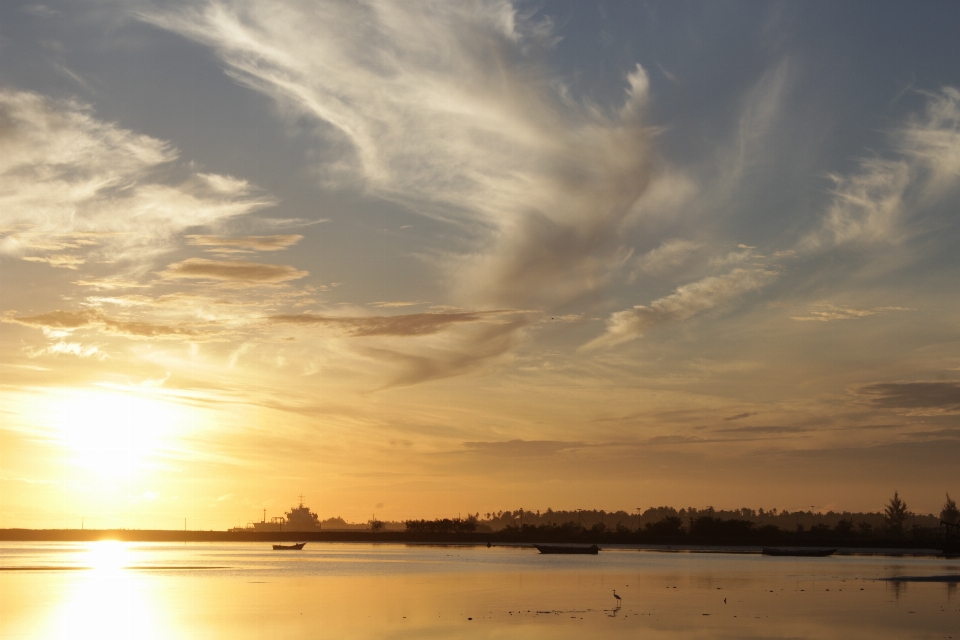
229, 495, 321, 532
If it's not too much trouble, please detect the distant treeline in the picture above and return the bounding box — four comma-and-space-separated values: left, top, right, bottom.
4, 494, 956, 548
390, 493, 959, 548
473, 505, 941, 532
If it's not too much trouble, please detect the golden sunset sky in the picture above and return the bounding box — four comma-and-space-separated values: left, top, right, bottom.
1, 1, 959, 529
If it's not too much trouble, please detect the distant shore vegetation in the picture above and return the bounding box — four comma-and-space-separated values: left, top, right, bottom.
251, 491, 960, 539
6, 493, 956, 550
393, 491, 959, 535
300, 491, 960, 547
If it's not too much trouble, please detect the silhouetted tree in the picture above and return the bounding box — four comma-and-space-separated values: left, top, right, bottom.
644, 516, 684, 539
690, 516, 754, 542
941, 493, 959, 524
403, 517, 476, 534
834, 519, 854, 536
884, 491, 910, 534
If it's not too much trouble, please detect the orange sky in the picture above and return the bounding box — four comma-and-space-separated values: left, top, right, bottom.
1, 1, 959, 529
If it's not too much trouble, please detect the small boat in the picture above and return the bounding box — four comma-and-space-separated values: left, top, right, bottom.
762, 547, 836, 557
272, 542, 306, 550
535, 544, 600, 555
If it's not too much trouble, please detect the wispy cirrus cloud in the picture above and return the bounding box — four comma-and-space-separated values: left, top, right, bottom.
723, 412, 757, 421
26, 340, 106, 360
368, 301, 424, 308
856, 381, 960, 414
800, 88, 960, 251
4, 308, 219, 340
713, 425, 808, 435
802, 158, 911, 250
141, 1, 664, 307
790, 304, 911, 322
268, 310, 505, 337
899, 87, 960, 199
161, 258, 308, 283
186, 234, 303, 253
460, 439, 585, 457
21, 254, 87, 269
268, 308, 534, 387
0, 89, 275, 272
583, 266, 778, 350
632, 239, 701, 276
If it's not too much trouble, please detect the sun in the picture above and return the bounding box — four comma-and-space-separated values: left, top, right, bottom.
53, 389, 177, 479
85, 540, 131, 571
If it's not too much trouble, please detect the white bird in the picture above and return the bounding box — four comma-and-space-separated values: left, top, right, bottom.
612, 589, 622, 607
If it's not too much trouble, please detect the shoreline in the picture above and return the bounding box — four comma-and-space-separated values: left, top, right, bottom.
0, 530, 949, 557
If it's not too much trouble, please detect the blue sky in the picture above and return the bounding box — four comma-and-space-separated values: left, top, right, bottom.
1, 0, 958, 528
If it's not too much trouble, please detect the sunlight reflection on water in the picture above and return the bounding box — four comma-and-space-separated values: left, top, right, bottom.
1, 542, 957, 639
41, 569, 168, 640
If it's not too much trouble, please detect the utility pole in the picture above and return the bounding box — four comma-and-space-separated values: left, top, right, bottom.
637, 507, 642, 531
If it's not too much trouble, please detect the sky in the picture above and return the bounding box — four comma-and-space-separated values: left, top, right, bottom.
1, 0, 959, 530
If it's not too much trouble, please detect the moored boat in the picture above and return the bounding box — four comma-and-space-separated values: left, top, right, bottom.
762, 547, 836, 557
273, 542, 306, 550
535, 544, 600, 555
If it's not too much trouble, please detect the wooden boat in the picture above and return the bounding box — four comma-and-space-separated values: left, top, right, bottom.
272, 542, 306, 550
535, 544, 600, 555
762, 547, 836, 557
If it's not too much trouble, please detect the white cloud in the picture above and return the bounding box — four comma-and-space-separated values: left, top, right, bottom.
142, 0, 662, 307
583, 267, 778, 350
790, 304, 911, 322
801, 158, 910, 250
800, 88, 960, 251
267, 308, 535, 387
161, 258, 308, 283
899, 87, 960, 199
186, 234, 303, 253
633, 239, 701, 276
0, 89, 274, 271
26, 340, 106, 360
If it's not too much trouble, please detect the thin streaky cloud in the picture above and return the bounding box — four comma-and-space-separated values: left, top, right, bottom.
161, 258, 308, 283
186, 234, 304, 252
0, 89, 276, 271
141, 1, 663, 307
856, 382, 960, 413
799, 88, 960, 251
4, 309, 221, 340
268, 310, 515, 337
583, 266, 778, 350
790, 304, 911, 322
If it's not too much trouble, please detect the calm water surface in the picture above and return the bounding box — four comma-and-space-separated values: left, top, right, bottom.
1, 542, 957, 638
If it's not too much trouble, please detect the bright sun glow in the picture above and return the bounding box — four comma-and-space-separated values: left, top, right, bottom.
44, 542, 170, 640
52, 389, 179, 479
85, 540, 131, 571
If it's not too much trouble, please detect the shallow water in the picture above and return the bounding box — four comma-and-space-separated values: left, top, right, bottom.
1, 542, 957, 638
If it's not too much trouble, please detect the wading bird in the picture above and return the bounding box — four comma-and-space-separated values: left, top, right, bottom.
613, 590, 621, 608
